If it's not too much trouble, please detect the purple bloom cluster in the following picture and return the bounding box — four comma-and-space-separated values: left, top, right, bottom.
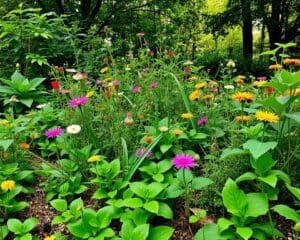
44, 127, 63, 139
68, 96, 88, 108
135, 147, 152, 158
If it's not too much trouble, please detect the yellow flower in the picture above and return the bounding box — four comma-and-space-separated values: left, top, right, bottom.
195, 82, 207, 89
181, 113, 193, 119
232, 92, 254, 102
255, 110, 279, 123
87, 155, 101, 163
268, 64, 282, 70
189, 76, 198, 81
100, 67, 109, 74
252, 80, 267, 88
44, 235, 55, 240
189, 90, 201, 101
235, 115, 251, 122
172, 129, 183, 136
1, 180, 15, 191
86, 91, 95, 98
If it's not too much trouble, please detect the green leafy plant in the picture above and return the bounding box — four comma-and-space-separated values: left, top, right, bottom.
0, 70, 46, 112
7, 217, 38, 240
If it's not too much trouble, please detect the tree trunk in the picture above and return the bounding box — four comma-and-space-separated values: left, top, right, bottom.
240, 0, 253, 61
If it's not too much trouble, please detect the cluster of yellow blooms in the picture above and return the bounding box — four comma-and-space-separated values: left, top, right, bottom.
1, 180, 15, 191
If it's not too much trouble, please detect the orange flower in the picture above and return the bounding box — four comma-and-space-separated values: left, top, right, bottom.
236, 78, 244, 85
202, 94, 214, 100
235, 115, 251, 122
232, 92, 254, 102
283, 58, 300, 67
269, 64, 282, 70
19, 142, 30, 150
145, 136, 153, 144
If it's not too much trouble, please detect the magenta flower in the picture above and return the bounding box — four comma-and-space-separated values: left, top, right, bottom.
135, 147, 152, 158
132, 85, 141, 93
197, 116, 207, 126
172, 154, 196, 169
45, 127, 63, 139
183, 67, 190, 74
68, 96, 88, 108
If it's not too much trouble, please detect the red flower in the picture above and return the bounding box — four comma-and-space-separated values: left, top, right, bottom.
266, 87, 275, 94
51, 80, 60, 90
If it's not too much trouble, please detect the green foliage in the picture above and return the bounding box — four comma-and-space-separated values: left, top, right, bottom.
7, 217, 38, 240
0, 71, 46, 112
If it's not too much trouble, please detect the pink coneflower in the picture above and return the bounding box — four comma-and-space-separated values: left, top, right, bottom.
197, 116, 207, 126
257, 76, 267, 81
172, 154, 196, 169
132, 85, 141, 93
150, 82, 158, 88
135, 147, 152, 158
68, 96, 88, 108
44, 127, 63, 139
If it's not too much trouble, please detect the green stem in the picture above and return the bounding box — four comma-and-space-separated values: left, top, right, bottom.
183, 169, 190, 217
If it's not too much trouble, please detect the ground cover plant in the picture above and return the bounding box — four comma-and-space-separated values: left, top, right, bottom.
0, 3, 300, 240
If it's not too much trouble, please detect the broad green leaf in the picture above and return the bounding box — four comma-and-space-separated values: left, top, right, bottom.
217, 218, 233, 232
235, 172, 257, 183
160, 144, 172, 154
143, 200, 159, 214
191, 177, 213, 190
131, 224, 149, 240
67, 220, 92, 238
0, 226, 9, 239
194, 223, 226, 240
222, 178, 247, 217
158, 202, 173, 219
7, 218, 23, 234
20, 98, 33, 107
23, 218, 38, 233
258, 174, 277, 188
286, 184, 300, 200
245, 193, 268, 218
50, 199, 68, 212
220, 148, 247, 160
93, 189, 108, 199
163, 184, 183, 198
243, 140, 277, 159
271, 170, 291, 185
147, 182, 166, 198
272, 204, 300, 222
97, 228, 115, 239
130, 182, 147, 198
121, 198, 143, 208
236, 227, 253, 240
69, 198, 83, 215
157, 160, 173, 172
254, 153, 276, 175
148, 226, 174, 240
0, 139, 14, 151
153, 173, 164, 182
284, 112, 300, 123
